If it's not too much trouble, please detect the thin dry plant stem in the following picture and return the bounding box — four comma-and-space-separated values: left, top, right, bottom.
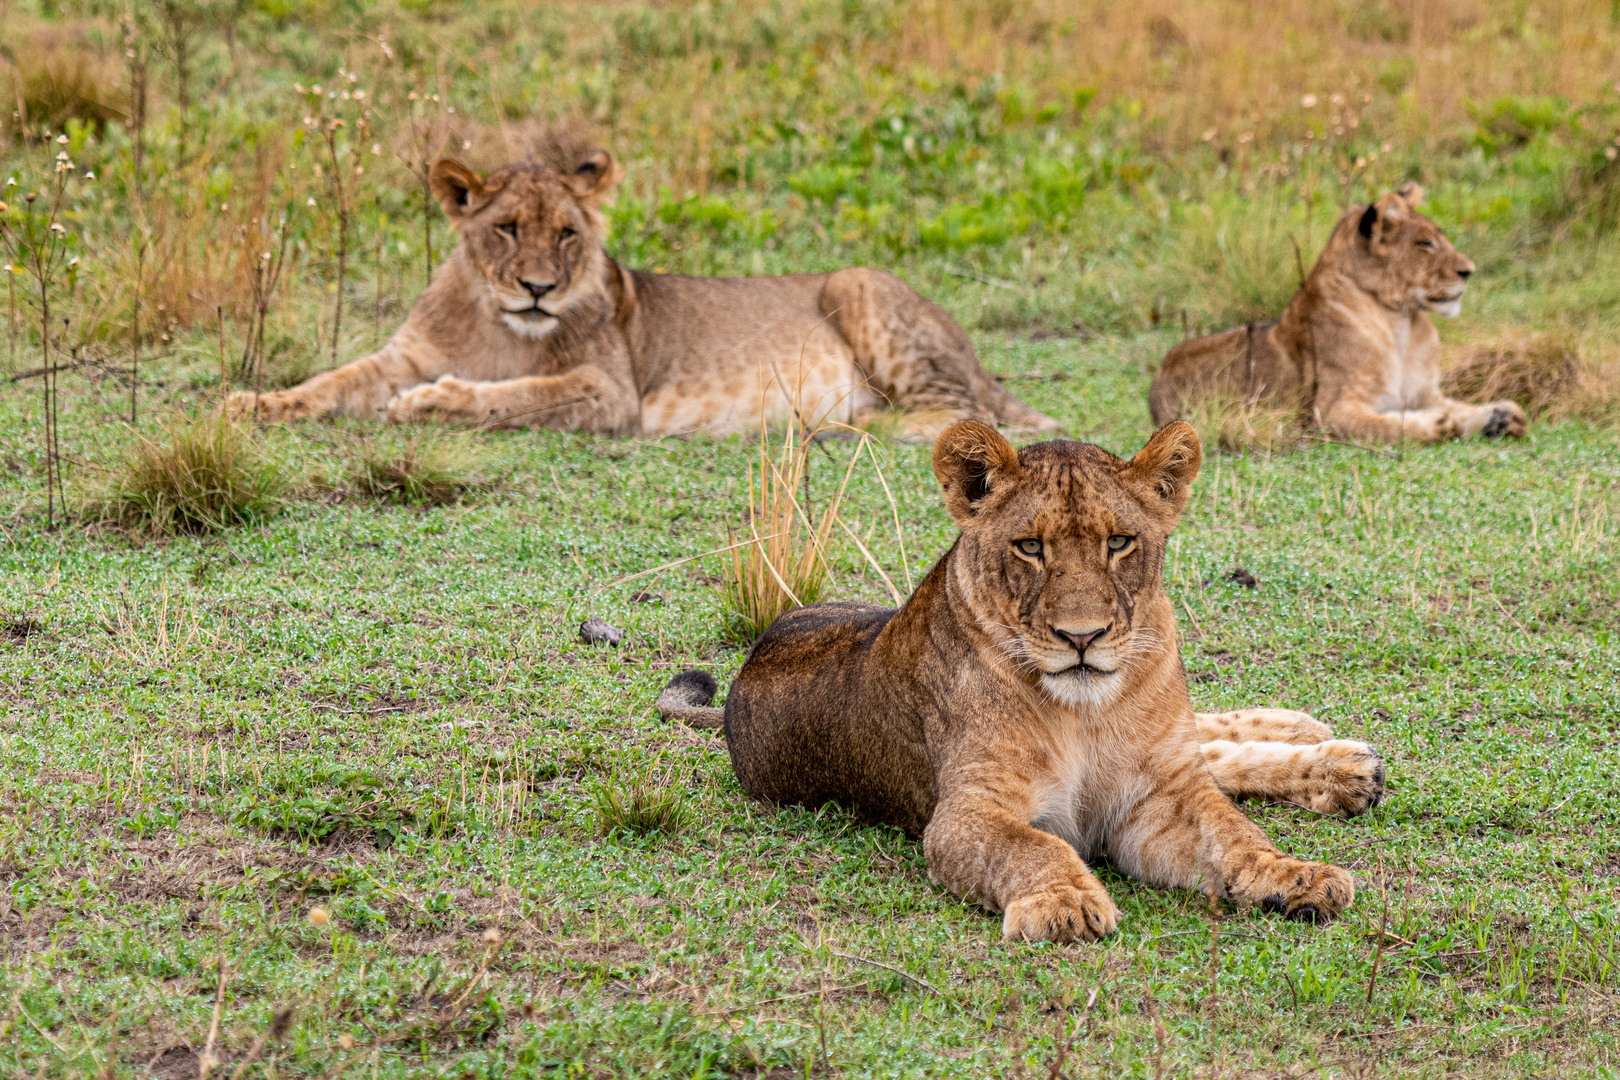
374, 195, 383, 345
200, 958, 227, 1077
861, 447, 913, 593
323, 119, 349, 363
1366, 853, 1392, 1004
836, 516, 902, 605
595, 533, 782, 593
217, 306, 227, 412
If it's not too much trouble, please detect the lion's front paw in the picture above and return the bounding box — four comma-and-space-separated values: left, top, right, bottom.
1480, 402, 1527, 439
1295, 740, 1386, 817
386, 378, 476, 425
1432, 413, 1465, 442
1229, 854, 1354, 923
226, 390, 302, 423
1002, 879, 1120, 943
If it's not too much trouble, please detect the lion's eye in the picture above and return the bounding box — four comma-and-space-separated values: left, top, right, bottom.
1107, 535, 1133, 552
1015, 538, 1043, 557
496, 222, 518, 239
1416, 239, 1435, 250
559, 227, 577, 242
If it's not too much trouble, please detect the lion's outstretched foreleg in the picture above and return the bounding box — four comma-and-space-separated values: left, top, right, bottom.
229, 331, 452, 423
1109, 754, 1355, 922
924, 786, 1121, 944
384, 364, 640, 433
1321, 397, 1526, 444
1194, 708, 1385, 817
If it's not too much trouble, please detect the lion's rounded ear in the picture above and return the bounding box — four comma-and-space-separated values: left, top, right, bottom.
933, 421, 1021, 525
1360, 191, 1410, 250
1397, 180, 1425, 207
429, 159, 486, 222
565, 149, 620, 200
1125, 421, 1202, 521
1358, 203, 1379, 240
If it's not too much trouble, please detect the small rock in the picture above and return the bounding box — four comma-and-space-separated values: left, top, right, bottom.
579, 617, 624, 646
1228, 567, 1259, 588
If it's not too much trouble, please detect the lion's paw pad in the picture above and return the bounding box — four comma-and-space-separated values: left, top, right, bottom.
1002, 883, 1120, 943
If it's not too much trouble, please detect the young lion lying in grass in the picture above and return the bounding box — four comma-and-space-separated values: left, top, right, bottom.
1149, 183, 1528, 445
228, 143, 1056, 442
661, 422, 1383, 942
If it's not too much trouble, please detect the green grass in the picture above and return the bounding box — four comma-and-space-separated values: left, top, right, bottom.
1, 333, 1616, 1077
1, 0, 1619, 1075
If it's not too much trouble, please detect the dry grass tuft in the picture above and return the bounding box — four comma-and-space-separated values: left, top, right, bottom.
722, 419, 867, 643
1181, 389, 1303, 454
83, 409, 288, 534
344, 435, 477, 507
1443, 333, 1612, 421
590, 765, 689, 838
1, 23, 127, 137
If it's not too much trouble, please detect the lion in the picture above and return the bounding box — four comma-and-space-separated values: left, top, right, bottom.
228, 148, 1057, 441
657, 421, 1384, 942
1148, 183, 1528, 444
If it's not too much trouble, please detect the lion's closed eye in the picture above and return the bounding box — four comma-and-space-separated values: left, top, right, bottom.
496, 222, 518, 239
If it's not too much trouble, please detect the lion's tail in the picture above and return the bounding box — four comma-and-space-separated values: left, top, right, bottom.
974, 369, 1065, 434
656, 669, 724, 730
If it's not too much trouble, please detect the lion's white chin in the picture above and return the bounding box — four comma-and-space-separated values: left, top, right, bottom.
1040, 668, 1122, 709
502, 313, 561, 339
1427, 298, 1462, 318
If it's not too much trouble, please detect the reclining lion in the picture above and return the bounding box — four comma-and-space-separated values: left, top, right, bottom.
660, 421, 1383, 941
229, 149, 1056, 441
1149, 183, 1527, 444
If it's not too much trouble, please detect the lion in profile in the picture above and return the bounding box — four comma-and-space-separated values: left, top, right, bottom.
1149, 183, 1527, 444
229, 144, 1056, 441
660, 421, 1383, 942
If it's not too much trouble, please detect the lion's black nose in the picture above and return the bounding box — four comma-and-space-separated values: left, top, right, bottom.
520, 279, 557, 298
1456, 268, 1472, 280
1053, 626, 1108, 653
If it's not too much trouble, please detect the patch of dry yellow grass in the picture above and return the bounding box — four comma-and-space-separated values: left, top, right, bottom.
1445, 331, 1618, 423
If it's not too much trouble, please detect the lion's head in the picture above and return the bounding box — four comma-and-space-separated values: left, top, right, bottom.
1336, 182, 1475, 317
429, 149, 620, 339
932, 421, 1202, 709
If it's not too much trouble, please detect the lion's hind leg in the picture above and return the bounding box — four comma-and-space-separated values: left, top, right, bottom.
1195, 707, 1332, 745
820, 267, 1060, 438
1200, 734, 1385, 818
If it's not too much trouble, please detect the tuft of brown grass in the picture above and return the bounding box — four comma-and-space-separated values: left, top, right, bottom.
722, 417, 872, 643
82, 409, 288, 534
1443, 332, 1613, 422
1182, 389, 1304, 454
1, 22, 128, 138
344, 434, 477, 507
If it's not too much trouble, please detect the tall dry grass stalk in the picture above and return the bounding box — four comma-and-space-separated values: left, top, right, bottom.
722, 410, 884, 642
